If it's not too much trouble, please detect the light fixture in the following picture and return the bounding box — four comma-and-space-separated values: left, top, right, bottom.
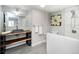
40, 5, 46, 8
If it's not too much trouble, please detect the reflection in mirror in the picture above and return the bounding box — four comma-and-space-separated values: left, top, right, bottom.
4, 11, 32, 32
8, 20, 14, 27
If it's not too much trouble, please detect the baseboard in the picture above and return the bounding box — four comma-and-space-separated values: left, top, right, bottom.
32, 40, 46, 47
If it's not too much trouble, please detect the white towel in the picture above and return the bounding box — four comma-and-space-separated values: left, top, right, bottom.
35, 25, 39, 33
39, 26, 43, 35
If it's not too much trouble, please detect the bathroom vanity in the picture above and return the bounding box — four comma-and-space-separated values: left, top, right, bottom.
0, 30, 31, 54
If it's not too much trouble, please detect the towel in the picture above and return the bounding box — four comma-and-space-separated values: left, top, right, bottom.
35, 25, 39, 33
39, 26, 43, 35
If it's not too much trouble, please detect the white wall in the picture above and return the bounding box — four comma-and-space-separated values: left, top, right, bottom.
51, 6, 79, 39
32, 10, 50, 46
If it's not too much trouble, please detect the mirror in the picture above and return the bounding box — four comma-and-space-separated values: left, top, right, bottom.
4, 11, 32, 32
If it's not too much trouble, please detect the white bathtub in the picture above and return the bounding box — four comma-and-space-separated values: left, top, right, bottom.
47, 33, 79, 54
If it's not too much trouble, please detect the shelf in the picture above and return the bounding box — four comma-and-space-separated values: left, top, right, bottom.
0, 45, 6, 48
1, 30, 31, 36
0, 38, 31, 48
6, 37, 31, 45
0, 30, 31, 54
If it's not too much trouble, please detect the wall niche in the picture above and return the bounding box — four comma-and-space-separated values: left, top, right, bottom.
50, 14, 62, 26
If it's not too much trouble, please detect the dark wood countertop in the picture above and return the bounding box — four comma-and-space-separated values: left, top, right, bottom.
0, 30, 32, 36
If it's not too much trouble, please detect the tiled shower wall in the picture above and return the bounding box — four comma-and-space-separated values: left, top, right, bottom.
51, 6, 79, 39
64, 6, 79, 39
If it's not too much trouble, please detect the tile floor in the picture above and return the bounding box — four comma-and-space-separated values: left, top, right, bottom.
6, 42, 46, 54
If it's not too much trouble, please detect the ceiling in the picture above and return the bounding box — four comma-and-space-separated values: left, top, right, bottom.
2, 5, 74, 13
41, 5, 74, 12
